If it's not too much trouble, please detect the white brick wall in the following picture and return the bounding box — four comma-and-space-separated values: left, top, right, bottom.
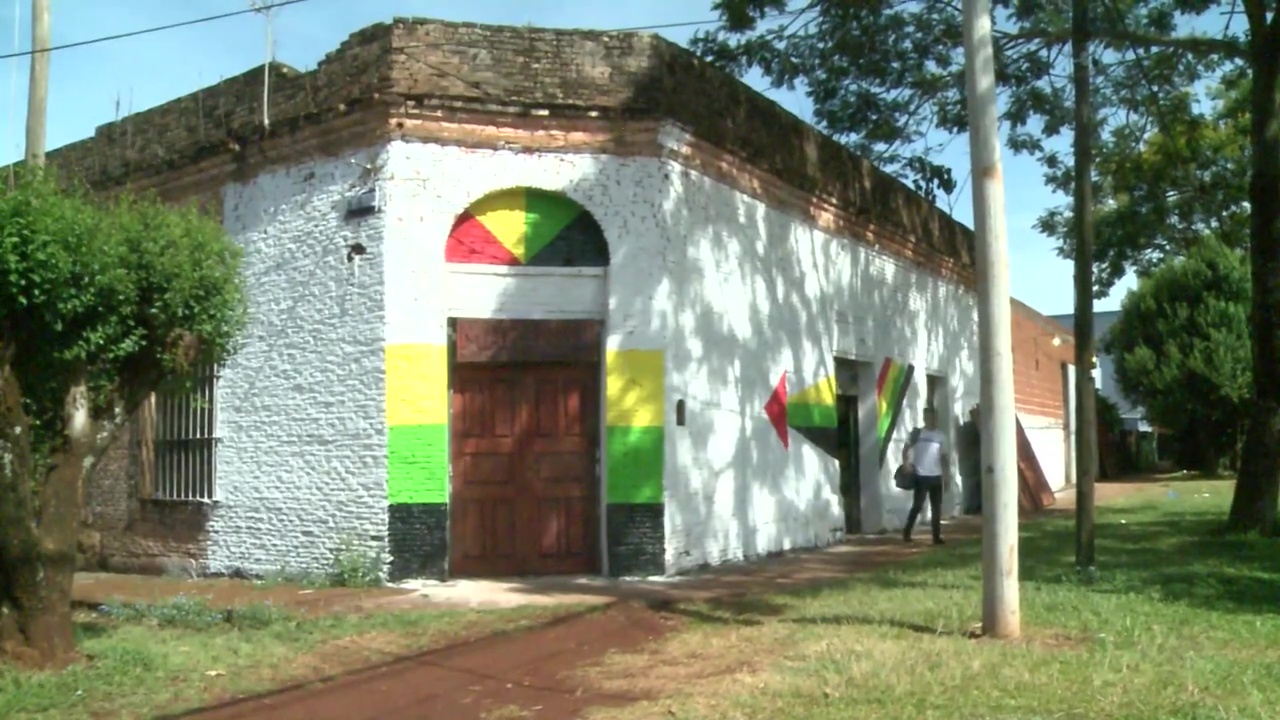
200, 137, 978, 579
660, 157, 979, 572
205, 147, 390, 577
381, 142, 672, 349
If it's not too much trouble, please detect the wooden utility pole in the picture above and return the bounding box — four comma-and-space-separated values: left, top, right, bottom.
962, 0, 1021, 639
24, 0, 50, 167
1071, 0, 1099, 572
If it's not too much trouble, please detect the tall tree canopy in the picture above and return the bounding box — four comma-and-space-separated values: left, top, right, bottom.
691, 0, 1214, 204
695, 0, 1280, 535
1104, 241, 1251, 474
1038, 72, 1250, 296
0, 170, 245, 665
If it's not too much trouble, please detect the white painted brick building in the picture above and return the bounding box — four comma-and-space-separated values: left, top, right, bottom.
70, 18, 1068, 583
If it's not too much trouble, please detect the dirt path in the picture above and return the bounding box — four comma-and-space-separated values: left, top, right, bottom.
74, 573, 414, 616
164, 479, 1173, 720
170, 602, 678, 720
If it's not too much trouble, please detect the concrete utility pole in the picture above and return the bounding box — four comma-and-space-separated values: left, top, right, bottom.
24, 0, 50, 167
962, 0, 1021, 639
1071, 0, 1099, 572
250, 0, 274, 131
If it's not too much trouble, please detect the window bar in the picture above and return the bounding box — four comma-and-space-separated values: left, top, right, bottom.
181, 378, 188, 501
161, 390, 171, 499
196, 371, 204, 500
185, 376, 192, 499
177, 382, 186, 501
211, 366, 220, 500
165, 389, 173, 500
156, 392, 162, 499
191, 375, 198, 501
200, 369, 209, 500
184, 380, 192, 501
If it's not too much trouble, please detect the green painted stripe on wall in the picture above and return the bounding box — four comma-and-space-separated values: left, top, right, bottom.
387, 424, 448, 504
606, 425, 664, 504
787, 402, 838, 429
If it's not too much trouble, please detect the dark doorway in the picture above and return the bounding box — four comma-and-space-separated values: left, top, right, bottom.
836, 394, 861, 534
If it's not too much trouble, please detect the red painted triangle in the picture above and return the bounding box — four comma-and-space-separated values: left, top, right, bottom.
764, 372, 789, 449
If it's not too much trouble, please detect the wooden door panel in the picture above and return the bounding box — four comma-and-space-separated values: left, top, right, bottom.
450, 359, 601, 578
455, 453, 517, 490
452, 499, 519, 575
454, 375, 519, 442
533, 498, 595, 573
525, 365, 599, 575
450, 366, 525, 577
527, 453, 594, 497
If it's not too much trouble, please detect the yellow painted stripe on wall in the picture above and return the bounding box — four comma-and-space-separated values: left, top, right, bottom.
605, 349, 664, 427
788, 374, 837, 408
385, 343, 448, 426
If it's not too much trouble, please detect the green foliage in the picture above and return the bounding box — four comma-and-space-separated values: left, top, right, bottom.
692, 0, 1229, 205
1038, 71, 1251, 295
328, 537, 385, 589
1096, 390, 1124, 438
0, 169, 246, 461
1102, 241, 1250, 464
255, 538, 387, 589
96, 595, 288, 631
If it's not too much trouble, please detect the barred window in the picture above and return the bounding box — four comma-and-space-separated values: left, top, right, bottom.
141, 365, 220, 501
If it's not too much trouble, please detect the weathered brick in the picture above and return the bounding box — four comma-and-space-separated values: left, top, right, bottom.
43, 18, 972, 279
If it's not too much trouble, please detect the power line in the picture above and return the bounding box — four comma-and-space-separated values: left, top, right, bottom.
0, 3, 809, 62
0, 0, 315, 60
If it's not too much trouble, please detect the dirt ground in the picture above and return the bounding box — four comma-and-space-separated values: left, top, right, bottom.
171, 601, 679, 720
91, 479, 1171, 720
73, 573, 415, 616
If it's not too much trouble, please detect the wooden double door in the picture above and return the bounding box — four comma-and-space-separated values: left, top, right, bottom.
449, 358, 601, 577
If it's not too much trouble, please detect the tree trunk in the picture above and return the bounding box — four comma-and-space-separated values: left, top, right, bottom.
0, 362, 92, 667
1228, 18, 1280, 535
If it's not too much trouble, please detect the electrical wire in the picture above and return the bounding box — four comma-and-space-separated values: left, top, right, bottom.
0, 0, 315, 60
0, 3, 809, 61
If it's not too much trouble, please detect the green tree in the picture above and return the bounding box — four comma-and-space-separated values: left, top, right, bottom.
0, 170, 245, 666
1103, 242, 1251, 474
1038, 72, 1250, 297
694, 0, 1280, 535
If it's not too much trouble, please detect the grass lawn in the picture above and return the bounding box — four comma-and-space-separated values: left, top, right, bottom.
0, 597, 580, 720
581, 480, 1280, 720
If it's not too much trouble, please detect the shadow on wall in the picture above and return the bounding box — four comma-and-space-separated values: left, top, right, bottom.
541, 145, 974, 573
470, 131, 977, 577
654, 170, 977, 569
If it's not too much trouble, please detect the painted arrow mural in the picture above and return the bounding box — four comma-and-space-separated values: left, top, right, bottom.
875, 357, 915, 466
765, 372, 839, 458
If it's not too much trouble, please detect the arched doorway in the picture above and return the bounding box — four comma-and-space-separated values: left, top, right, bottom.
443, 187, 611, 577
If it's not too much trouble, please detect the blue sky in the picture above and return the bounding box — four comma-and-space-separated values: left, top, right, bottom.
0, 0, 1135, 315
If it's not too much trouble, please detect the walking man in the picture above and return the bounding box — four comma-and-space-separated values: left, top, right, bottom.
903, 407, 949, 544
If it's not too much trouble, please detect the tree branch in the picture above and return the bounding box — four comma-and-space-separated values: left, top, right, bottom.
1000, 27, 1246, 59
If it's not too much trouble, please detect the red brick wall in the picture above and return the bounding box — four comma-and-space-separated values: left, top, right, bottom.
1011, 300, 1075, 420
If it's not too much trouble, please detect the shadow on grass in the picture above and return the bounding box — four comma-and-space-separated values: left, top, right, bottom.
646, 594, 789, 627
785, 614, 962, 637
654, 493, 1280, 628
870, 506, 1278, 618
72, 620, 114, 643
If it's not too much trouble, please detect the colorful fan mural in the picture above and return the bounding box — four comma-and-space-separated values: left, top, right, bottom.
444, 187, 610, 267
765, 373, 838, 458
876, 358, 915, 466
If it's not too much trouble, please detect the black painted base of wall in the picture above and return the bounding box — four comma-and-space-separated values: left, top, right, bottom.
606, 503, 665, 577
387, 503, 448, 582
